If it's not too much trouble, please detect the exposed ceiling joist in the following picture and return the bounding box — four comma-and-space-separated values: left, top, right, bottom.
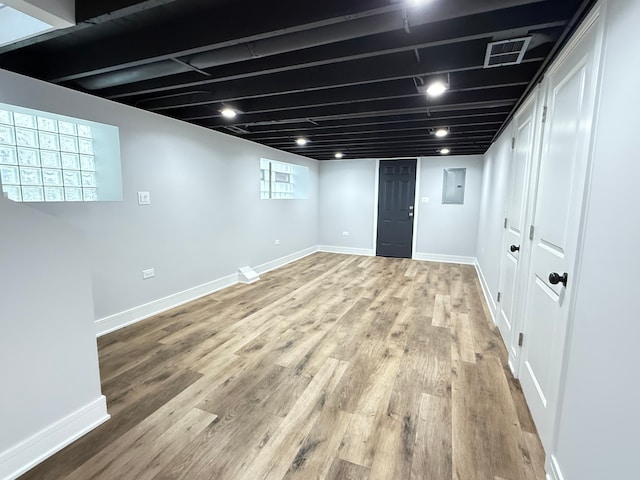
0, 0, 595, 160
137, 52, 541, 112
75, 0, 181, 23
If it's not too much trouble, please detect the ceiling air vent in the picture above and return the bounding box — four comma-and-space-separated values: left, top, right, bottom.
484, 37, 532, 68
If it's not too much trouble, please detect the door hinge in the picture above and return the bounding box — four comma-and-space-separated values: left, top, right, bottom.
504, 217, 508, 229
511, 137, 516, 149
497, 292, 502, 302
529, 225, 535, 240
518, 332, 524, 347
542, 106, 548, 123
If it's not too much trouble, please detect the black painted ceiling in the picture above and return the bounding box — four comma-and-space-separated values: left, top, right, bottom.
0, 0, 594, 160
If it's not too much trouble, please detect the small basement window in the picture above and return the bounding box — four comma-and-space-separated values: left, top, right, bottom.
260, 158, 309, 199
0, 102, 122, 202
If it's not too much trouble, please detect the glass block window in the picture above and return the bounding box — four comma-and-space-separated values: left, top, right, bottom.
0, 105, 103, 203
260, 158, 309, 200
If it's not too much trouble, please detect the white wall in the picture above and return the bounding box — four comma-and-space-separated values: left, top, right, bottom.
415, 155, 483, 259
318, 156, 483, 259
475, 127, 513, 313
317, 156, 483, 261
318, 159, 377, 253
552, 0, 640, 477
475, 1, 640, 477
0, 68, 319, 327
0, 196, 107, 479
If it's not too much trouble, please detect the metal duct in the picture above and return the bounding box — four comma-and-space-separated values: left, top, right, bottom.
78, 0, 546, 91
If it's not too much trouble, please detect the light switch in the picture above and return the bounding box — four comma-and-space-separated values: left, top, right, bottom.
138, 191, 151, 205
421, 197, 430, 204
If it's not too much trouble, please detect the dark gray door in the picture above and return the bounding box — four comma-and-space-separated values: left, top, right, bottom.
376, 159, 417, 258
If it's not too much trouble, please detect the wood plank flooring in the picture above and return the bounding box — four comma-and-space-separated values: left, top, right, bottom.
20, 253, 545, 480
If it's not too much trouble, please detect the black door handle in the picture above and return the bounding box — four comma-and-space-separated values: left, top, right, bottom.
549, 272, 568, 287
510, 245, 520, 252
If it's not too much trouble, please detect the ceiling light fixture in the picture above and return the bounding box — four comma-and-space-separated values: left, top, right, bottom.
440, 148, 451, 155
296, 137, 308, 146
334, 152, 344, 159
435, 128, 449, 138
426, 81, 448, 97
220, 107, 237, 119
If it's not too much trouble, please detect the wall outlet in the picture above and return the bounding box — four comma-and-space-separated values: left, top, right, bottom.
274, 239, 280, 246
342, 231, 350, 236
142, 268, 155, 279
138, 191, 151, 205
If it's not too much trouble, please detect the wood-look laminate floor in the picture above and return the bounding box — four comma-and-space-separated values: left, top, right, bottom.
21, 253, 546, 480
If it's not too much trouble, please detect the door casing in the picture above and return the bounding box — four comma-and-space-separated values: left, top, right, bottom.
372, 157, 421, 259
496, 90, 543, 375
510, 3, 607, 461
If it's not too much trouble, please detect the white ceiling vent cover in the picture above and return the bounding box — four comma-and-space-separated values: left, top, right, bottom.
484, 37, 532, 68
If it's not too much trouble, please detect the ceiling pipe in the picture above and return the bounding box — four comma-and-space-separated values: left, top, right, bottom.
78, 0, 547, 90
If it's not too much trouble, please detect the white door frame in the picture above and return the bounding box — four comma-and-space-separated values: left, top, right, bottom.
545, 2, 608, 474
513, 1, 607, 469
371, 157, 420, 258
495, 87, 544, 376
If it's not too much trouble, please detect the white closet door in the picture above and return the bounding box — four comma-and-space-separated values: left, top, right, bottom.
496, 91, 539, 371
518, 13, 603, 452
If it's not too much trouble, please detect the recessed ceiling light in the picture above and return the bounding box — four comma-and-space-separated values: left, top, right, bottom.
334, 152, 344, 159
435, 128, 449, 138
220, 108, 237, 119
426, 81, 448, 97
408, 0, 429, 6
440, 148, 451, 155
296, 137, 308, 146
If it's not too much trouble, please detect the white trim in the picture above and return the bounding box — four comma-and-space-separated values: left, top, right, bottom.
371, 159, 380, 255
548, 0, 608, 462
0, 396, 109, 480
547, 455, 565, 480
474, 259, 497, 323
95, 273, 239, 337
318, 245, 375, 256
95, 246, 320, 337
253, 246, 318, 275
372, 158, 420, 257
412, 157, 422, 257
413, 252, 475, 265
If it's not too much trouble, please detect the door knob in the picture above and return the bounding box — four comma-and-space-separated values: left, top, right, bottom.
510, 245, 520, 252
549, 272, 568, 287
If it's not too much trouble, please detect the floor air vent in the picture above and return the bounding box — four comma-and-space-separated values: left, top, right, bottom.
484, 37, 532, 68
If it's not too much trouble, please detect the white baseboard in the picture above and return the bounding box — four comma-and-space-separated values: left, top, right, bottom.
95, 272, 239, 337
0, 396, 109, 480
547, 455, 565, 480
474, 259, 497, 324
254, 246, 318, 275
94, 247, 492, 338
318, 245, 375, 256
413, 252, 476, 265
95, 246, 320, 337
